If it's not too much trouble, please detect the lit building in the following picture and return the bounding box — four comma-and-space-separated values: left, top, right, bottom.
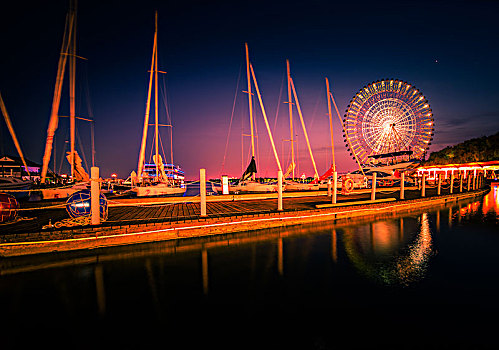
416, 161, 499, 181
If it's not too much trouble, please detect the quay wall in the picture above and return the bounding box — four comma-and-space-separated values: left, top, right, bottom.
0, 189, 487, 258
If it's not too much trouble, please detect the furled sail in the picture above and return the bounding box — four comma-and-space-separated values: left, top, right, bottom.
283, 162, 295, 179
66, 151, 89, 181
153, 154, 168, 182
240, 156, 257, 181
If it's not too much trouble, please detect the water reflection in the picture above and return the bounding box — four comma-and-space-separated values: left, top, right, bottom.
202, 248, 208, 294
482, 184, 499, 216
94, 264, 105, 316
0, 185, 495, 326
342, 213, 434, 286
449, 184, 499, 222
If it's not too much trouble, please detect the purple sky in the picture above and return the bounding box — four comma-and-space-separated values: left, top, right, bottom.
1, 0, 498, 180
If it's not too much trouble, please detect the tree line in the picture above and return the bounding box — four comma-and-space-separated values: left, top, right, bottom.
425, 131, 499, 165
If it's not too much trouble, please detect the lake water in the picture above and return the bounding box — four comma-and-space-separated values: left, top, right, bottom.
1, 185, 498, 349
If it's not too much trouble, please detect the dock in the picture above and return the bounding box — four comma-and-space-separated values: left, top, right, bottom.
0, 186, 489, 257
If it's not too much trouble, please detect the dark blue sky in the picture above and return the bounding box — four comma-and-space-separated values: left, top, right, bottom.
1, 0, 498, 179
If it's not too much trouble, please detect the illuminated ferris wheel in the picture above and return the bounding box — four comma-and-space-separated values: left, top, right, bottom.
343, 79, 434, 164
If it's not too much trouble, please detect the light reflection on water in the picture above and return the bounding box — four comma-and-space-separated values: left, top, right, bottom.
343, 213, 434, 287
482, 182, 499, 216
345, 184, 499, 288
0, 185, 497, 348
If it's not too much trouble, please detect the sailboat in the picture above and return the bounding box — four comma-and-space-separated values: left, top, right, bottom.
311, 77, 342, 190
38, 0, 91, 200
282, 60, 320, 191
132, 12, 185, 197
214, 44, 284, 194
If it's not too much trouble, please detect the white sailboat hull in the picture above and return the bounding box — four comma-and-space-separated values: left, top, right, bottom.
38, 182, 89, 200
284, 181, 320, 191
214, 180, 281, 194
134, 183, 186, 197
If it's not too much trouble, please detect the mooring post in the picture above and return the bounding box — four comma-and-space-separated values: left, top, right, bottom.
400, 172, 405, 200
327, 178, 331, 196
371, 173, 376, 201
437, 173, 441, 195
422, 173, 426, 197
200, 168, 207, 216
91, 166, 100, 225
278, 170, 283, 211
332, 171, 338, 204
450, 173, 454, 194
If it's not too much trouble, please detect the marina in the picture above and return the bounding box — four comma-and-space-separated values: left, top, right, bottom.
0, 183, 497, 349
1, 0, 498, 348
0, 179, 489, 257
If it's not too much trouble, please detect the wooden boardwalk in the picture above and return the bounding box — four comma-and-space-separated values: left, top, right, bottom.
0, 186, 459, 237
0, 187, 489, 257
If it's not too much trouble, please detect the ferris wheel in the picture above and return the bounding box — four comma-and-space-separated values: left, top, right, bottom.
343, 79, 434, 164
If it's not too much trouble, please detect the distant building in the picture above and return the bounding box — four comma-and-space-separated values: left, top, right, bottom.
416, 160, 499, 180
0, 155, 41, 180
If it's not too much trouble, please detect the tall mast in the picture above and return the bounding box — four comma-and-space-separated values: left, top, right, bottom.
41, 1, 76, 183
329, 87, 365, 176
69, 0, 77, 180
286, 59, 295, 180
249, 63, 282, 173
325, 78, 335, 172
137, 13, 157, 179
0, 93, 30, 176
154, 11, 159, 179
245, 43, 255, 161
289, 76, 319, 179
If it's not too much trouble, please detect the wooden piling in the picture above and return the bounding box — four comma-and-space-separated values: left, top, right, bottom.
371, 173, 376, 201
400, 172, 405, 200
278, 170, 283, 211
437, 173, 441, 195
450, 174, 454, 194
422, 173, 426, 197
200, 169, 206, 216
91, 167, 100, 225
332, 171, 337, 204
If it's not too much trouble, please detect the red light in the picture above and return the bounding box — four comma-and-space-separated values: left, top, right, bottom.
111, 173, 117, 178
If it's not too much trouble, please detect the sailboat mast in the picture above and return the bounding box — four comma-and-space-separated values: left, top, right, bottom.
154, 12, 160, 180
249, 63, 282, 173
329, 89, 365, 176
69, 0, 77, 180
286, 59, 295, 180
41, 3, 75, 183
0, 93, 30, 176
245, 43, 255, 161
325, 78, 336, 172
137, 14, 157, 179
289, 76, 319, 179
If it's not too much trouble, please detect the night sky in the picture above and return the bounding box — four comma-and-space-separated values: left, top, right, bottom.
1, 0, 498, 180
